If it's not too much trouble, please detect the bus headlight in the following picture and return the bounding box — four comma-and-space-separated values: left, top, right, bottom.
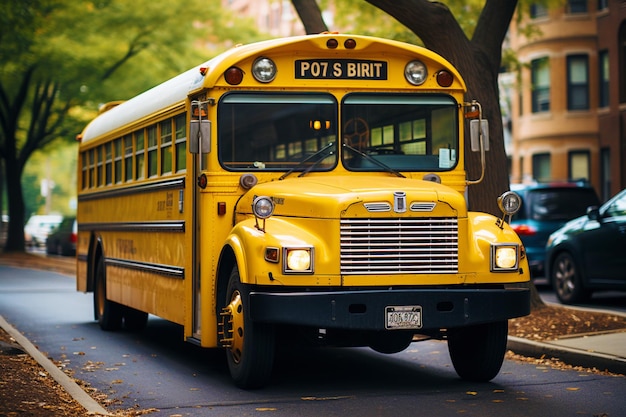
252, 196, 274, 219
491, 244, 519, 271
252, 57, 277, 83
405, 60, 427, 85
284, 247, 313, 273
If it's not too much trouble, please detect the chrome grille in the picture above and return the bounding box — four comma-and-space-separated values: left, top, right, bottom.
340, 218, 458, 274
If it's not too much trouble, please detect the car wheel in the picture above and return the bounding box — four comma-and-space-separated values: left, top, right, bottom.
551, 251, 589, 304
447, 321, 508, 382
220, 265, 275, 389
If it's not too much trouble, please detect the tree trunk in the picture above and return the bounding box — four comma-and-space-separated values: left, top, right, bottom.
3, 157, 26, 252
291, 0, 328, 34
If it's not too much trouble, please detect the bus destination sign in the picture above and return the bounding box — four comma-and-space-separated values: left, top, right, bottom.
295, 59, 388, 80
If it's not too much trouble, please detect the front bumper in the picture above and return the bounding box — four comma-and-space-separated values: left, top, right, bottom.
249, 286, 530, 331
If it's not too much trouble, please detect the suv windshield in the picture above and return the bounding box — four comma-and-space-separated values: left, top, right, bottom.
525, 187, 600, 221
217, 92, 459, 173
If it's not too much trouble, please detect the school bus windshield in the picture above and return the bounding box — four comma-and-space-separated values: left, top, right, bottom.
218, 92, 458, 173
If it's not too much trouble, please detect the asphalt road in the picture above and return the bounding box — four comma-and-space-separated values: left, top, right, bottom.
1, 265, 624, 417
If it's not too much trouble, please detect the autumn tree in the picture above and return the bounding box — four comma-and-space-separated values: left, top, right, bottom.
0, 0, 260, 252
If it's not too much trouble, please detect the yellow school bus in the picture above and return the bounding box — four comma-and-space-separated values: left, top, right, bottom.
76, 33, 530, 388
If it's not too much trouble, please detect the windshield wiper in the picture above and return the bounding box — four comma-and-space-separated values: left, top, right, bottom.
279, 142, 336, 180
342, 143, 405, 178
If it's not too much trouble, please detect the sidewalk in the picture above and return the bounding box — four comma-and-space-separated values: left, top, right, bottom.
508, 304, 626, 375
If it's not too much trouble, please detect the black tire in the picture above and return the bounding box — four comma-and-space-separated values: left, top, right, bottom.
93, 257, 123, 331
222, 265, 275, 389
447, 321, 508, 382
123, 306, 149, 331
551, 251, 589, 304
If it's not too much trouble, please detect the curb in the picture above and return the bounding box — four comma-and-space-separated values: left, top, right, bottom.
507, 335, 626, 375
0, 315, 112, 416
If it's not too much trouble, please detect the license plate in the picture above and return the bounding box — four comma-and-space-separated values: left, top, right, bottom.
385, 306, 422, 329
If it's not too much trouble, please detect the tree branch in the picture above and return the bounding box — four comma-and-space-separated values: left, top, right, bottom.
291, 0, 328, 34
473, 0, 518, 71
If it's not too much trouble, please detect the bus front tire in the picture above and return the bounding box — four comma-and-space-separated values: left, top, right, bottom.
93, 258, 123, 331
447, 320, 508, 382
222, 265, 275, 389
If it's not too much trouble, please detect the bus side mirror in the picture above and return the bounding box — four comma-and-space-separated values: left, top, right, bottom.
190, 119, 211, 154
470, 119, 489, 152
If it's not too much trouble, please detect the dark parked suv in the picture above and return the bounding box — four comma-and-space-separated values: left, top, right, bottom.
510, 182, 600, 281
546, 188, 626, 304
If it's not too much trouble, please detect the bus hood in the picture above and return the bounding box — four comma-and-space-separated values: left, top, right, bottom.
238, 176, 466, 219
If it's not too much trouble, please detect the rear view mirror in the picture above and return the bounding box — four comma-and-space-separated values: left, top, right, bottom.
190, 120, 211, 154
470, 119, 489, 152
190, 100, 211, 154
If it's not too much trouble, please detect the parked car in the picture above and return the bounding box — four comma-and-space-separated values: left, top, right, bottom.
545, 188, 626, 304
45, 217, 77, 256
510, 182, 600, 282
24, 214, 63, 247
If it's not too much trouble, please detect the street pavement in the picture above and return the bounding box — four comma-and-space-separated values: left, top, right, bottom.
0, 257, 624, 414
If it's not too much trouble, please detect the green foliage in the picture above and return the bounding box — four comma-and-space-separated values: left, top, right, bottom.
321, 0, 487, 44
0, 0, 265, 247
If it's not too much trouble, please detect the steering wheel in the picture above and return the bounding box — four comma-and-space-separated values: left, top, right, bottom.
343, 117, 370, 151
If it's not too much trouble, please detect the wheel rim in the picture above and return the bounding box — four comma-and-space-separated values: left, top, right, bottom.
554, 255, 575, 299
222, 290, 245, 364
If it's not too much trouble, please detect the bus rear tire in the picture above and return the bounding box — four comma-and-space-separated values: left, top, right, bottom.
94, 257, 123, 331
222, 265, 275, 389
447, 320, 507, 382
123, 307, 148, 331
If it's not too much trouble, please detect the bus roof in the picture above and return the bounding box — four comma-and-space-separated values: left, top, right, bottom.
79, 34, 463, 144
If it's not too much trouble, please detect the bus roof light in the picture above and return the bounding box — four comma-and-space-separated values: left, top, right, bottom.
344, 38, 357, 49
436, 70, 454, 87
224, 67, 244, 85
326, 38, 338, 49
252, 57, 277, 83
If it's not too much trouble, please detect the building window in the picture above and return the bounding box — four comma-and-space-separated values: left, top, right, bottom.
531, 57, 550, 113
599, 50, 610, 108
532, 153, 551, 182
568, 150, 590, 181
597, 0, 608, 10
567, 0, 587, 13
567, 54, 589, 110
530, 3, 548, 18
